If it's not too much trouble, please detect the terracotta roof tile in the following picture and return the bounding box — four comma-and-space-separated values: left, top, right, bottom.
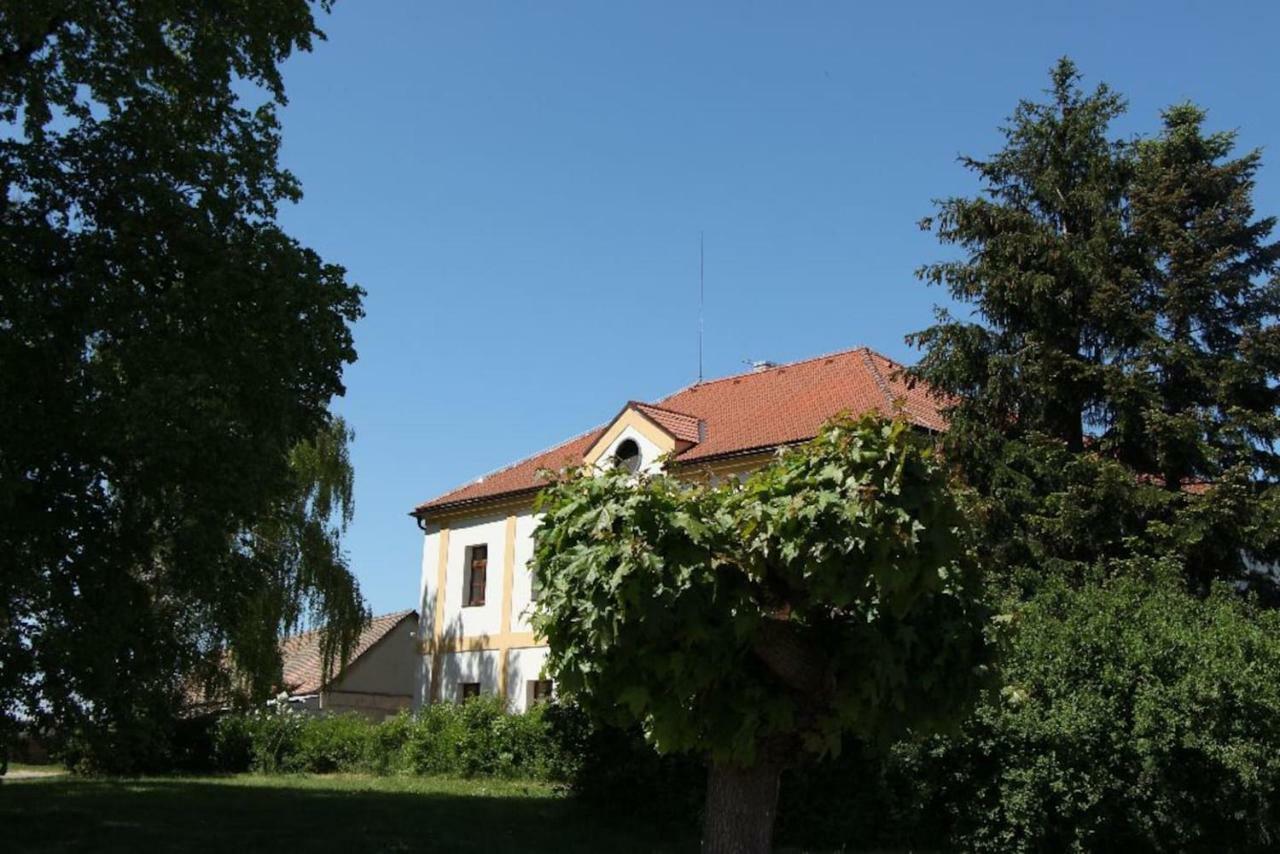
656, 347, 944, 463
414, 428, 604, 514
280, 610, 416, 696
633, 402, 703, 444
414, 346, 946, 515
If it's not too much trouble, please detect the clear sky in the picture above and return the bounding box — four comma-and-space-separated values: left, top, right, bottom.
270, 0, 1280, 615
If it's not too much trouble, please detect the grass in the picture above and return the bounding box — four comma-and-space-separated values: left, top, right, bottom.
0, 772, 698, 853
4, 762, 63, 775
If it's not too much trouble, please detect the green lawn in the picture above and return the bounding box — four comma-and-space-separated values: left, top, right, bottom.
0, 772, 697, 853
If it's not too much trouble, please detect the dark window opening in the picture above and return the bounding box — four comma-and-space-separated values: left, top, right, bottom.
613, 438, 641, 473
465, 544, 487, 607
459, 682, 481, 702
527, 679, 553, 706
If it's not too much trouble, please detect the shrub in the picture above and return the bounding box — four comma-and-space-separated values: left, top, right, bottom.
202, 575, 1280, 850
364, 710, 413, 775
767, 570, 1280, 852
209, 712, 256, 773
208, 698, 572, 779
935, 571, 1280, 852
402, 696, 565, 778
286, 714, 374, 773
545, 702, 704, 825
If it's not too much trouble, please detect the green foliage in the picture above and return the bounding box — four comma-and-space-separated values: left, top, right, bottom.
908, 59, 1280, 595
892, 58, 1280, 851
543, 702, 706, 825
208, 701, 570, 780
0, 2, 368, 771
920, 571, 1280, 852
554, 573, 1280, 851
531, 415, 991, 764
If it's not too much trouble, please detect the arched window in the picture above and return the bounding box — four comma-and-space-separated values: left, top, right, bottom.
613, 438, 641, 473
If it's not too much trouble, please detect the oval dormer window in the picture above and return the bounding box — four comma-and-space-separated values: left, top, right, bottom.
613, 438, 641, 473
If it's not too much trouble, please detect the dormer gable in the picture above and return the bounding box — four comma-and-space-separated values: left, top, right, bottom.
581, 401, 702, 474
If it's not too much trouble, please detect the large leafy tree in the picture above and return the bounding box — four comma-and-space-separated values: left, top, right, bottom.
0, 2, 367, 769
909, 59, 1280, 594
532, 416, 991, 852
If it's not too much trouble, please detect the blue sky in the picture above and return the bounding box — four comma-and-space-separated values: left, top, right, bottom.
271, 1, 1280, 614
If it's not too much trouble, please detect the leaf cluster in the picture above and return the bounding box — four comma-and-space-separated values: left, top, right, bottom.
530, 415, 991, 764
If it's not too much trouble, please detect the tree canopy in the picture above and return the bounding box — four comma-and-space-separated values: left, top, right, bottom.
908, 58, 1280, 596
531, 416, 991, 851
0, 1, 366, 769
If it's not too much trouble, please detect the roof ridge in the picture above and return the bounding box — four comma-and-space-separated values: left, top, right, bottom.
658, 345, 875, 402
633, 400, 699, 419
858, 348, 899, 412
281, 609, 415, 646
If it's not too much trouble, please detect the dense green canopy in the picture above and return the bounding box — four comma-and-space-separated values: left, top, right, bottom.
532, 416, 991, 850
0, 1, 366, 769
909, 59, 1280, 596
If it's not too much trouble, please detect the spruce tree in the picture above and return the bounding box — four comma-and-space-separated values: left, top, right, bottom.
1123, 104, 1280, 490
909, 61, 1280, 594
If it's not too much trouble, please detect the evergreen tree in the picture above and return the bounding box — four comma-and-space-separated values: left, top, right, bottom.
1123, 105, 1280, 488
909, 60, 1280, 593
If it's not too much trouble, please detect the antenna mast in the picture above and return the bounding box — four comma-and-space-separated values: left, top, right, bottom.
698, 231, 704, 384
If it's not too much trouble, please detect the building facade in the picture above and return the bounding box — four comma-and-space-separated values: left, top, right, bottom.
411, 347, 944, 713
278, 609, 419, 719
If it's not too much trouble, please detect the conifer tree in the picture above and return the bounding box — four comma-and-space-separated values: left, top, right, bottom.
909, 60, 1280, 593
1122, 104, 1280, 491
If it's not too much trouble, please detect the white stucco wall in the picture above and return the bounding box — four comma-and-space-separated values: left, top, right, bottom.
596, 423, 667, 474
437, 649, 502, 703
416, 507, 550, 708
448, 513, 507, 637
418, 523, 443, 642
505, 646, 552, 713
511, 510, 540, 633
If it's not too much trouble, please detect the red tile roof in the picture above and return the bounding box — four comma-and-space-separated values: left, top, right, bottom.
654, 348, 944, 462
414, 347, 945, 516
280, 610, 417, 696
633, 402, 703, 444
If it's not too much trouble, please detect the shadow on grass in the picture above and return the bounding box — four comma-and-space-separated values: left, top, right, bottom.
0, 775, 698, 854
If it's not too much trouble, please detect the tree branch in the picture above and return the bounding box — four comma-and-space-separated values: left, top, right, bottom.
0, 9, 69, 79
750, 615, 830, 698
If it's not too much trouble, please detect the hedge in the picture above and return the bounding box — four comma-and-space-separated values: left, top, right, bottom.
208, 696, 572, 780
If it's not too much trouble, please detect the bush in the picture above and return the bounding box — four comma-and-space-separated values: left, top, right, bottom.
208, 698, 571, 780
401, 696, 567, 778
209, 712, 255, 772
287, 714, 374, 773
545, 702, 703, 825
767, 571, 1280, 852
934, 571, 1280, 852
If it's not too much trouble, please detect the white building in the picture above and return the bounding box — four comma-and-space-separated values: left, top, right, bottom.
410, 346, 943, 712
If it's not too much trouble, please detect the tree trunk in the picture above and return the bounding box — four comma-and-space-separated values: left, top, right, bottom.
701, 757, 783, 854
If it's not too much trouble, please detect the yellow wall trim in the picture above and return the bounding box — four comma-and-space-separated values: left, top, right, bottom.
419, 632, 539, 656
419, 494, 536, 525
582, 406, 678, 468
427, 524, 450, 703
496, 514, 518, 698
